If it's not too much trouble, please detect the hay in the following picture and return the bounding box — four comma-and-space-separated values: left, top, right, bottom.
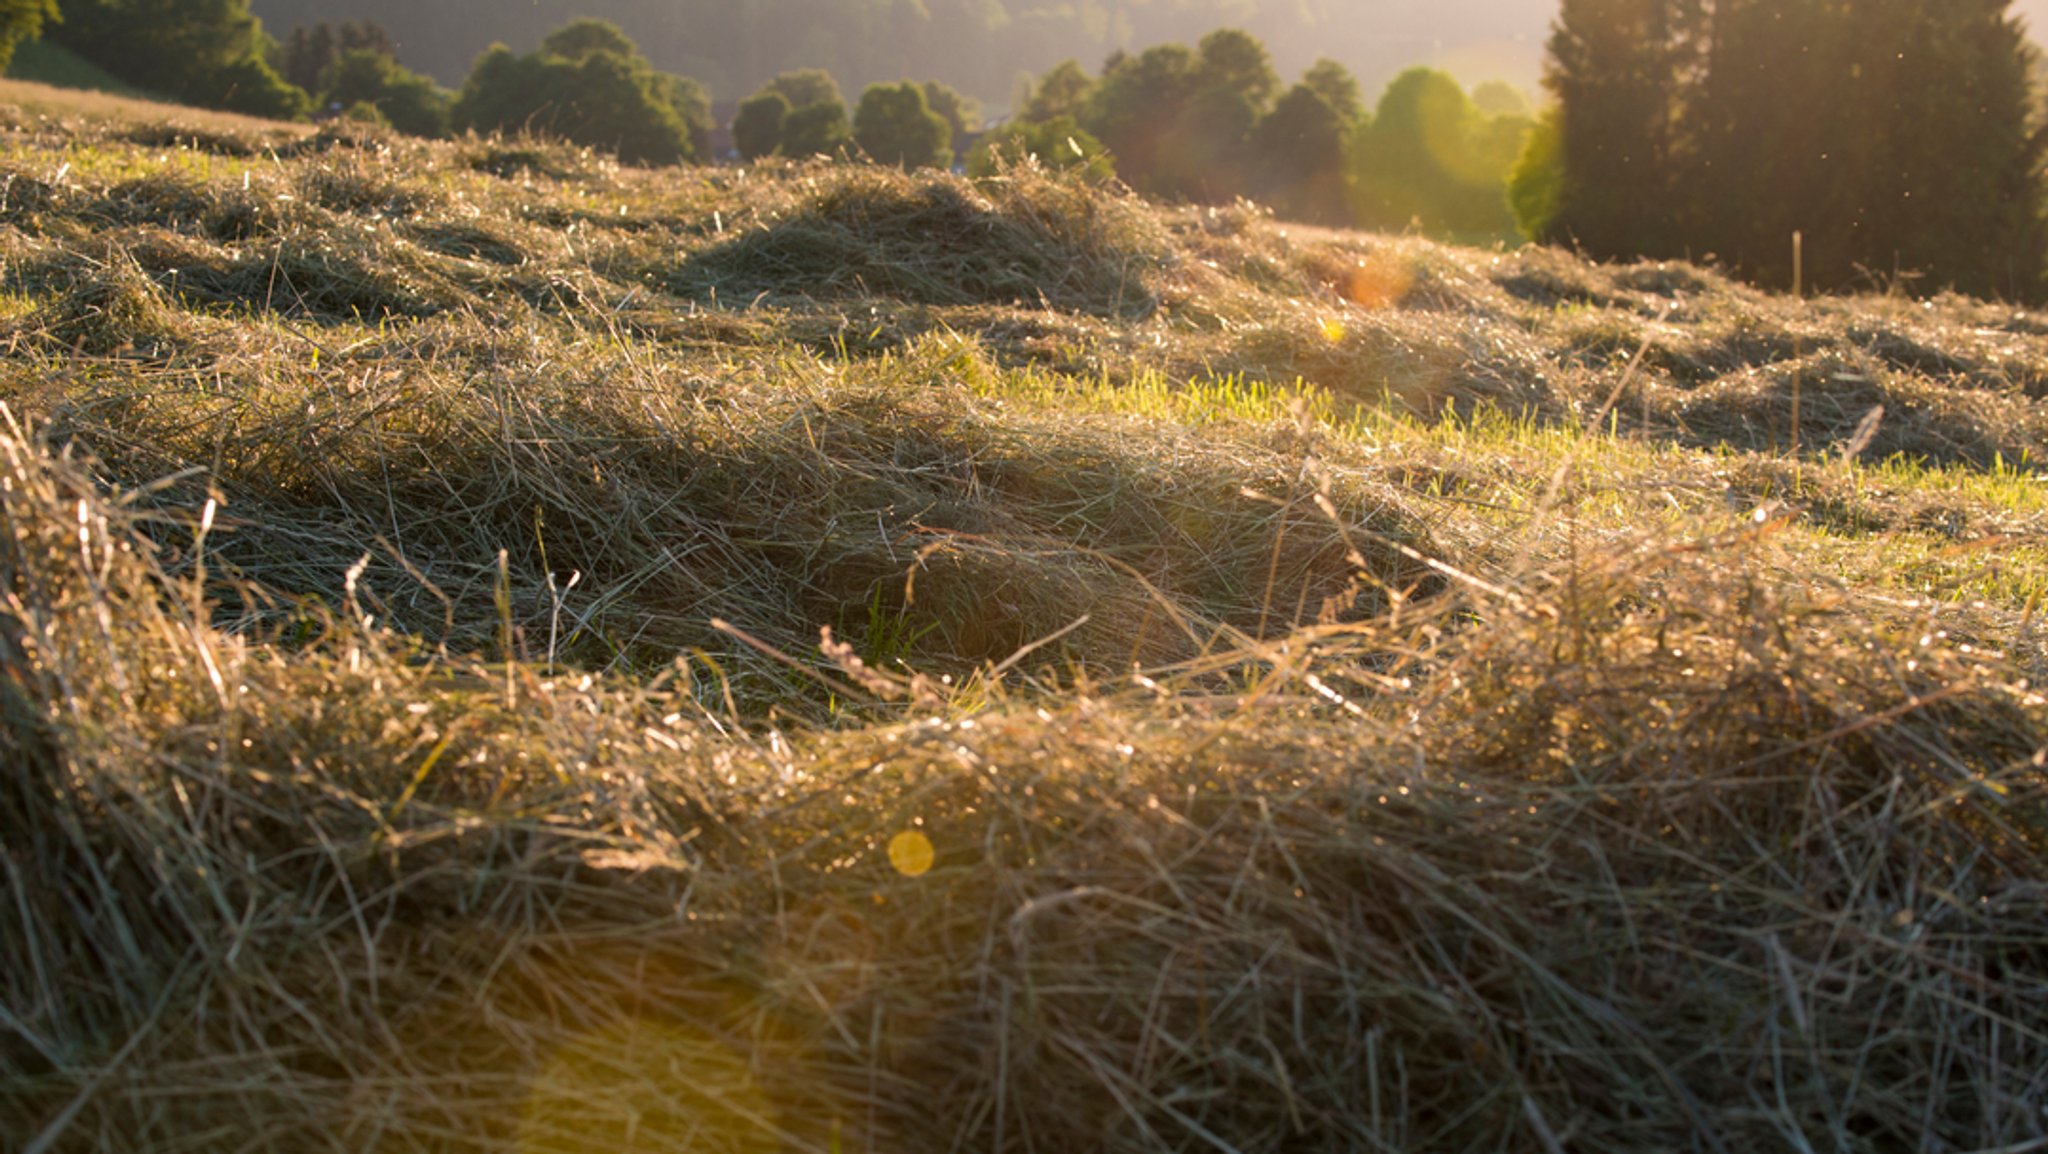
1, 416, 2042, 1153
1, 110, 2047, 1154
675, 166, 1167, 318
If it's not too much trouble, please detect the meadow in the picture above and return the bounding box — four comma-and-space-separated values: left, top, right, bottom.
1, 89, 2044, 1153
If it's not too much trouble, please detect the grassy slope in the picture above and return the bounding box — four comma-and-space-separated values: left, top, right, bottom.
2, 39, 150, 100
0, 108, 2043, 1154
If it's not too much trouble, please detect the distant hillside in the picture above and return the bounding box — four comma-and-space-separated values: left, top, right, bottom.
245, 0, 1551, 106
2, 37, 148, 98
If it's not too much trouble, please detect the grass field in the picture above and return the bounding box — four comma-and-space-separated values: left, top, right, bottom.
0, 103, 2043, 1153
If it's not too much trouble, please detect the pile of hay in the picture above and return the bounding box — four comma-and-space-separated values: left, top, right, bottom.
1, 112, 2047, 1154
3, 411, 2043, 1153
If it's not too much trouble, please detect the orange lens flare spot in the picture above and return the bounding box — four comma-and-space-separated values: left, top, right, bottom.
1342, 257, 1414, 310
887, 830, 935, 877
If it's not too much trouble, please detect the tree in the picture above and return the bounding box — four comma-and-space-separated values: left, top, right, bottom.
1686, 0, 2041, 296
853, 80, 951, 169
763, 68, 841, 113
280, 19, 394, 94
280, 22, 336, 93
732, 90, 790, 161
1019, 59, 1093, 122
1471, 81, 1531, 119
1192, 28, 1278, 113
650, 71, 716, 160
921, 80, 981, 140
1508, 108, 1563, 240
52, 0, 309, 119
539, 17, 639, 64
451, 22, 705, 167
1083, 42, 1198, 195
324, 47, 451, 138
1537, 0, 1699, 257
0, 0, 56, 75
966, 114, 1113, 180
1300, 58, 1365, 124
780, 99, 852, 158
1542, 0, 2045, 297
1348, 68, 1529, 243
1249, 83, 1349, 225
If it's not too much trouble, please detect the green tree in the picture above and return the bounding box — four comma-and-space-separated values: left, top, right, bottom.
1192, 27, 1278, 112
323, 47, 451, 138
1507, 108, 1563, 240
1019, 59, 1093, 122
280, 19, 393, 94
1300, 57, 1365, 123
854, 80, 951, 169
1079, 29, 1277, 202
1348, 68, 1529, 243
451, 23, 705, 167
763, 68, 841, 112
539, 17, 639, 64
1471, 81, 1532, 119
1250, 83, 1349, 225
0, 0, 56, 75
1083, 42, 1198, 195
966, 114, 1113, 180
780, 98, 852, 158
650, 70, 715, 159
921, 79, 981, 139
732, 90, 789, 161
53, 0, 309, 119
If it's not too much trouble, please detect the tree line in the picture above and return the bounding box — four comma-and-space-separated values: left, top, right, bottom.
238, 0, 1550, 114
9, 2, 1540, 248
10, 0, 2036, 301
1517, 0, 2044, 299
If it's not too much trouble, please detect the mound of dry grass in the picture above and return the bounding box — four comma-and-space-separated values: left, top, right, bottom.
2, 109, 2048, 1154
2, 410, 2043, 1154
674, 167, 1169, 318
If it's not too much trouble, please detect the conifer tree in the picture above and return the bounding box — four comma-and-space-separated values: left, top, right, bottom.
1692, 0, 2042, 296
1538, 0, 1698, 258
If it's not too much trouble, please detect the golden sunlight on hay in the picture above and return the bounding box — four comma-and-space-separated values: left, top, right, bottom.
518, 1019, 779, 1154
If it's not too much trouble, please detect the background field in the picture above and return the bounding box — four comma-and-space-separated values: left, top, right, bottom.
0, 96, 2044, 1153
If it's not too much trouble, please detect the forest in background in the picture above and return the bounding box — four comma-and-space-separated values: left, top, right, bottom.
6, 0, 2047, 299
242, 0, 1552, 109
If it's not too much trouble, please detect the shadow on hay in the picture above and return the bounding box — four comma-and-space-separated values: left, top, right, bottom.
670, 176, 1163, 320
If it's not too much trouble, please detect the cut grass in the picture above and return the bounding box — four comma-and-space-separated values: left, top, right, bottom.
0, 105, 2044, 1154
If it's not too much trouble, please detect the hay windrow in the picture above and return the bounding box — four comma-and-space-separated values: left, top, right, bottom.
1, 110, 2047, 1154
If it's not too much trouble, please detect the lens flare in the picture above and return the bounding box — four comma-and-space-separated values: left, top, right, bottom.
887, 829, 935, 877
1341, 255, 1414, 310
